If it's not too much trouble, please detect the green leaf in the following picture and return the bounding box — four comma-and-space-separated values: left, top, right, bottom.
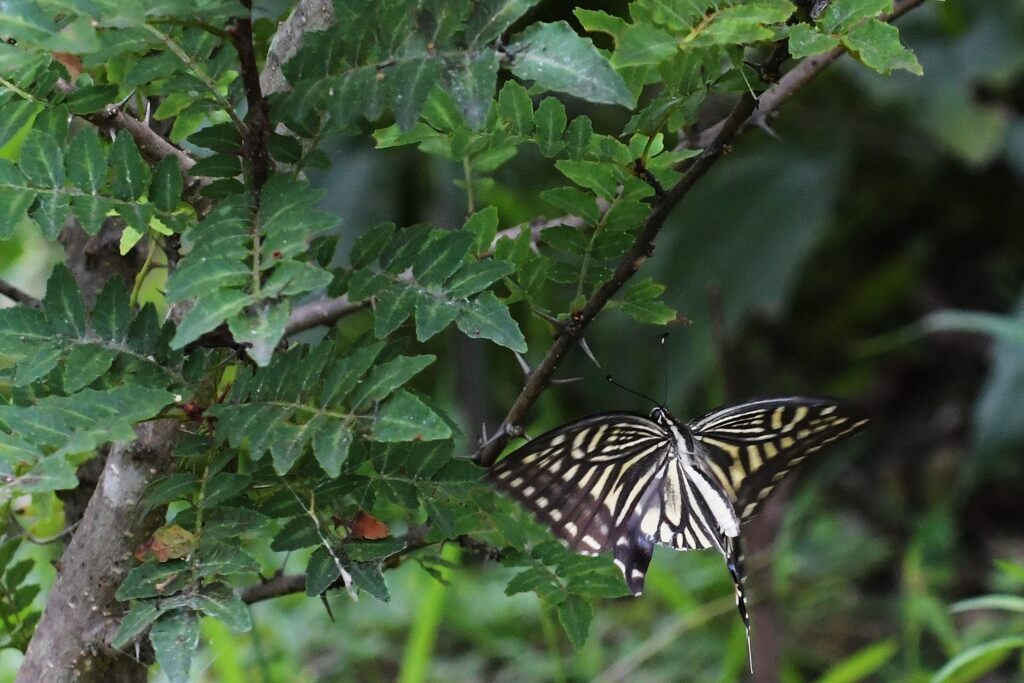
950, 594, 1024, 615
108, 130, 151, 201
228, 301, 289, 367
554, 159, 620, 200
71, 195, 115, 236
445, 260, 514, 299
149, 609, 199, 683
349, 354, 436, 408
112, 600, 168, 649
62, 344, 118, 392
92, 275, 132, 341
508, 22, 633, 108
931, 636, 1024, 683
374, 285, 417, 337
498, 80, 534, 135
414, 232, 475, 287
815, 640, 898, 683
170, 288, 251, 349
788, 24, 841, 58
188, 123, 241, 153
310, 418, 353, 477
556, 595, 592, 650
66, 128, 107, 194
534, 96, 567, 157
612, 25, 678, 68
819, 0, 892, 34
191, 584, 252, 632
145, 473, 200, 508
20, 130, 63, 188
320, 340, 386, 407
151, 155, 183, 212
348, 561, 390, 602
841, 19, 922, 76
456, 291, 526, 352
42, 264, 86, 339
64, 84, 118, 114
414, 294, 461, 341
464, 206, 499, 254
0, 99, 41, 149
466, 0, 543, 46
203, 473, 252, 509
305, 546, 344, 596
540, 186, 600, 224
191, 153, 241, 178
116, 560, 190, 600
350, 222, 396, 268
373, 390, 452, 442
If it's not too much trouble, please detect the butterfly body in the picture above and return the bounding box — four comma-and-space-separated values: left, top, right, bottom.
489, 396, 868, 638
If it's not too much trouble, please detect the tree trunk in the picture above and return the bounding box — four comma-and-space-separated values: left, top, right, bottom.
17, 421, 179, 683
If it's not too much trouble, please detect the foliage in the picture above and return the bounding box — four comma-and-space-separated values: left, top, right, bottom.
3, 1, 1023, 683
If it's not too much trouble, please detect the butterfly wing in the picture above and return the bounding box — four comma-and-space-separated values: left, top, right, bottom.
689, 397, 869, 521
489, 413, 735, 596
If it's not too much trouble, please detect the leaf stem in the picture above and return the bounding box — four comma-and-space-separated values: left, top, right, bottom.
0, 76, 38, 101
129, 235, 158, 308
463, 157, 476, 215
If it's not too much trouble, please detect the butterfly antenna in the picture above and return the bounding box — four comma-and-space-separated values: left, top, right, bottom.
660, 332, 670, 406
606, 375, 659, 407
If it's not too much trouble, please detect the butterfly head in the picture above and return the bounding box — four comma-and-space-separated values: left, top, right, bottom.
649, 406, 696, 454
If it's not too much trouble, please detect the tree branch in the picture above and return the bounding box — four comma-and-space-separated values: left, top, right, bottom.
0, 278, 41, 308
230, 5, 272, 194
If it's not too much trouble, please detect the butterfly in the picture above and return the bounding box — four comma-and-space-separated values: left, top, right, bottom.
488, 396, 869, 646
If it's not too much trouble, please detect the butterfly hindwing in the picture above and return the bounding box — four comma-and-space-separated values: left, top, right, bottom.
689, 397, 869, 520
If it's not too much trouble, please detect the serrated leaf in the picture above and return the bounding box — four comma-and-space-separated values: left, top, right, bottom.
444, 260, 514, 299
373, 390, 452, 442
374, 285, 417, 337
466, 0, 542, 46
20, 130, 63, 190
819, 0, 892, 34
842, 18, 922, 76
540, 187, 600, 224
149, 609, 199, 683
348, 561, 390, 602
556, 595, 592, 649
0, 99, 41, 150
188, 123, 241, 153
203, 473, 251, 509
535, 96, 567, 157
42, 264, 85, 338
228, 301, 289, 367
191, 584, 252, 632
350, 354, 435, 408
310, 417, 353, 477
112, 600, 168, 649
66, 128, 107, 194
270, 516, 320, 552
62, 344, 117, 392
116, 560, 190, 600
508, 22, 633, 108
144, 473, 200, 508
554, 159, 620, 200
93, 278, 132, 342
414, 294, 461, 341
109, 130, 150, 201
350, 222, 395, 268
320, 340, 386, 407
305, 546, 344, 596
151, 155, 183, 213
788, 24, 841, 59
170, 288, 251, 349
455, 291, 527, 352
64, 84, 118, 114
195, 540, 261, 578
414, 232, 475, 287
463, 206, 498, 254
498, 80, 534, 135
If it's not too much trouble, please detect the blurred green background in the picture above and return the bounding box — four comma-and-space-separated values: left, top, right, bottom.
3, 1, 1024, 681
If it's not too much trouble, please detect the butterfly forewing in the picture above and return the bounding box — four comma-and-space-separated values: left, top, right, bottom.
689, 397, 870, 520
489, 414, 672, 558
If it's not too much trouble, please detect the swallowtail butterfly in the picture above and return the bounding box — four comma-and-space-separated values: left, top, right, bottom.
489, 397, 868, 644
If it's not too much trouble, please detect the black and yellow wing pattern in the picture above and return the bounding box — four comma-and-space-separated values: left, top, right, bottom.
488, 396, 869, 642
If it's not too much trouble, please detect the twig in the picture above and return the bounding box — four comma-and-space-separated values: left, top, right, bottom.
476, 45, 792, 467
0, 279, 41, 308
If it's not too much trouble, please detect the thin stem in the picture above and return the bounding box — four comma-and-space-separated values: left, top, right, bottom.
0, 279, 41, 308
0, 76, 38, 101
144, 24, 247, 135
129, 236, 158, 308
463, 157, 476, 215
